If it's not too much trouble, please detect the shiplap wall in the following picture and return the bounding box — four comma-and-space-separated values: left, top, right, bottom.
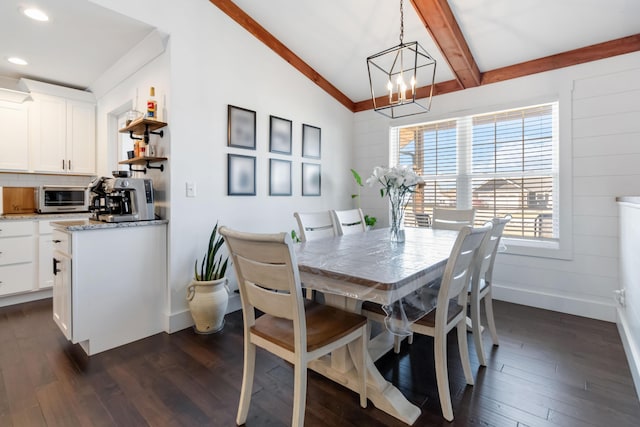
354, 52, 640, 323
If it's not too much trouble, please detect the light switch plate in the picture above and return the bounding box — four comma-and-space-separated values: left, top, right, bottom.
186, 182, 196, 197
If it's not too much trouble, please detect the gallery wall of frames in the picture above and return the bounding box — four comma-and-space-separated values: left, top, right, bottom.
226, 104, 321, 197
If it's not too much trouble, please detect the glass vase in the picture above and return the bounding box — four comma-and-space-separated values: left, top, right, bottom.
389, 205, 405, 243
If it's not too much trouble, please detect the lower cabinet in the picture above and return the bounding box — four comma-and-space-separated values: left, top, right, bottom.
52, 243, 72, 340
0, 216, 87, 304
52, 223, 167, 356
0, 221, 35, 296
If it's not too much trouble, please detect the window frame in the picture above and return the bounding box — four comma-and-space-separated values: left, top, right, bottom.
390, 94, 572, 260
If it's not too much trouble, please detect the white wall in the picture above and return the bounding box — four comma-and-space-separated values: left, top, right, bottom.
93, 0, 355, 331
354, 51, 640, 323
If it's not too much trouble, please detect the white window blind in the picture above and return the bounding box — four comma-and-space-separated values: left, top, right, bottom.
391, 102, 558, 241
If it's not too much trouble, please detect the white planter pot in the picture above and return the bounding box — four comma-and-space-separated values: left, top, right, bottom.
186, 277, 229, 334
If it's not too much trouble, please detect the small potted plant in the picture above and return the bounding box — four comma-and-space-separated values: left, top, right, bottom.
351, 169, 378, 229
187, 222, 230, 334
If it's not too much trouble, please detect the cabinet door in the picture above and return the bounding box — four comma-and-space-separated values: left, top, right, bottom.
0, 100, 29, 171
29, 94, 67, 173
67, 101, 96, 174
52, 251, 72, 340
39, 236, 53, 289
0, 263, 34, 296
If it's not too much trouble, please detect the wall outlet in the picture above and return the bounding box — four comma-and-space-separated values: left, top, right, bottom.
186, 182, 196, 198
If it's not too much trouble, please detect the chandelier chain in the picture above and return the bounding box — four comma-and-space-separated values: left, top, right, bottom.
399, 0, 404, 44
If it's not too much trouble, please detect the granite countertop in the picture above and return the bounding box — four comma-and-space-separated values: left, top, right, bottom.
616, 196, 640, 204
51, 219, 169, 231
0, 212, 91, 221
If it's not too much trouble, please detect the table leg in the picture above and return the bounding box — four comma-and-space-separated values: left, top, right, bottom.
311, 293, 421, 425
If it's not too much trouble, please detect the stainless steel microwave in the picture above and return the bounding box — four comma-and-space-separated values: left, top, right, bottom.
36, 186, 89, 213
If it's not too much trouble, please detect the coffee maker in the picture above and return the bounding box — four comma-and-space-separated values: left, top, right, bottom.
88, 176, 155, 222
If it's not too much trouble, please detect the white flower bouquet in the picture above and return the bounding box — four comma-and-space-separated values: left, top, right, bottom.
367, 166, 422, 241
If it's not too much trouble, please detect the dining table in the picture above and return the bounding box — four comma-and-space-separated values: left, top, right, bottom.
295, 226, 459, 425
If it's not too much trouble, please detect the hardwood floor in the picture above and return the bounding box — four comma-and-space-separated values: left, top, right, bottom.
0, 298, 638, 426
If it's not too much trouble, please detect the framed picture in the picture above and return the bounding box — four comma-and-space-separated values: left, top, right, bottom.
302, 163, 321, 196
228, 154, 256, 195
269, 159, 292, 196
269, 115, 292, 154
227, 105, 256, 149
302, 124, 321, 159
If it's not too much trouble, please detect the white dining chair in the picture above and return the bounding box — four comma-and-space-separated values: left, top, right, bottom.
219, 227, 368, 427
432, 207, 476, 230
362, 223, 492, 421
469, 214, 511, 366
293, 211, 337, 242
332, 208, 366, 235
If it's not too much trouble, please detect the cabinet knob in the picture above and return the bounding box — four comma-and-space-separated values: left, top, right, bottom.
52, 239, 62, 243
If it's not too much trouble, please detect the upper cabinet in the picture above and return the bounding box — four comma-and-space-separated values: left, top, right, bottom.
0, 100, 29, 171
19, 78, 96, 175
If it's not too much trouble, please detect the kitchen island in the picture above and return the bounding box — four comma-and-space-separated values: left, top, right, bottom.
51, 219, 168, 356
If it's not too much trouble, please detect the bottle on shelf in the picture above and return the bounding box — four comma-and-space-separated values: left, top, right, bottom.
146, 86, 157, 119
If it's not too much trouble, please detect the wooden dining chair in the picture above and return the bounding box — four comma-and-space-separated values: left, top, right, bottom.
219, 226, 368, 427
293, 211, 337, 242
469, 214, 511, 366
362, 223, 492, 421
332, 208, 366, 235
432, 207, 476, 230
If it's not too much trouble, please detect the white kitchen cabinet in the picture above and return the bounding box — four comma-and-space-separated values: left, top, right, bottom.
51, 221, 167, 356
0, 221, 36, 296
52, 229, 72, 339
0, 100, 29, 171
38, 217, 86, 290
66, 101, 96, 174
19, 78, 96, 175
29, 94, 96, 174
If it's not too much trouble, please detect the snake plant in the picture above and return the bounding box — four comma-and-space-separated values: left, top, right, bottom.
194, 222, 229, 281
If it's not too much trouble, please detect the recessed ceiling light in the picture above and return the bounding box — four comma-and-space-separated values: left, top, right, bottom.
23, 7, 49, 22
8, 57, 28, 66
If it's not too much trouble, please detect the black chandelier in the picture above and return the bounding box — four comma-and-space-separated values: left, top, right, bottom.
366, 0, 437, 119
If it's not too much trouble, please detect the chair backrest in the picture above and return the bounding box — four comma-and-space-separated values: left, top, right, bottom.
293, 211, 337, 242
432, 208, 476, 231
332, 208, 366, 235
220, 227, 307, 346
435, 223, 492, 324
472, 215, 512, 290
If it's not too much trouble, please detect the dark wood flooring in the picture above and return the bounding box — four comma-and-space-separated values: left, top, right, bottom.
0, 298, 638, 426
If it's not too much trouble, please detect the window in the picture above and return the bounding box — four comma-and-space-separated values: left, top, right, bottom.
392, 102, 559, 243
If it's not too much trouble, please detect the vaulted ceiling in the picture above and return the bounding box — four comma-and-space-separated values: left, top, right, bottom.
215, 0, 640, 112
2, 0, 639, 112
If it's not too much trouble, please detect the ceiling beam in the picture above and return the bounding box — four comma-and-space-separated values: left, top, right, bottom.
410, 0, 481, 88
208, 0, 355, 111
482, 34, 640, 85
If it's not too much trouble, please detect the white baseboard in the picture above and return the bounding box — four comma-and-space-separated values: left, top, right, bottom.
492, 283, 616, 322
617, 308, 640, 401
0, 289, 52, 308
165, 293, 241, 334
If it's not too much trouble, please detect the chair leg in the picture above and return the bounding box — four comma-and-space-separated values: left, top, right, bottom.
470, 292, 487, 366
457, 321, 474, 386
291, 362, 307, 427
358, 329, 368, 408
484, 290, 499, 346
236, 341, 256, 425
434, 331, 454, 421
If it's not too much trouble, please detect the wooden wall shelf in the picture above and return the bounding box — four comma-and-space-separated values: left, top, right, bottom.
118, 156, 167, 173
118, 117, 168, 174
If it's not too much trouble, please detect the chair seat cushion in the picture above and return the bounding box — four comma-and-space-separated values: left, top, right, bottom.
414, 300, 463, 327
252, 300, 367, 352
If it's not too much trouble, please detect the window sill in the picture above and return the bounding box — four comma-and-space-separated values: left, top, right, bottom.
501, 237, 571, 260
